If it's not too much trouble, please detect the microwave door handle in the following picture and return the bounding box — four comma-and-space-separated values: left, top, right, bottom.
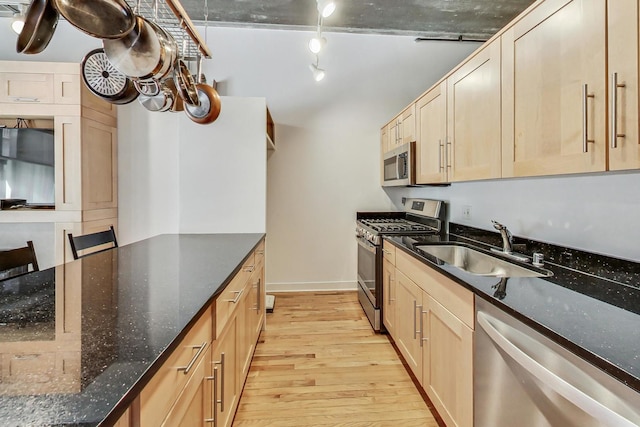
396, 156, 401, 180
477, 312, 639, 427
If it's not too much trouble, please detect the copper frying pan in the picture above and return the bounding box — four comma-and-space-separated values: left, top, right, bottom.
184, 57, 221, 125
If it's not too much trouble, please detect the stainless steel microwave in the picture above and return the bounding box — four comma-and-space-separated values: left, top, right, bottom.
382, 141, 415, 186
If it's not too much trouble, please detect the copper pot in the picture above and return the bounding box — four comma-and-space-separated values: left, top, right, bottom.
184, 59, 221, 125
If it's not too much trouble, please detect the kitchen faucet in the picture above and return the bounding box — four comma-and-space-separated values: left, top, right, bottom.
491, 220, 514, 254
491, 220, 530, 262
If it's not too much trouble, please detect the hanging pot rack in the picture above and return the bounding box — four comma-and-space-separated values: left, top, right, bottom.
124, 0, 212, 60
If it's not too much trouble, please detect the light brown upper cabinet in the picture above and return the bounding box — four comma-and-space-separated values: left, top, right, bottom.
416, 81, 448, 184
447, 39, 502, 182
384, 104, 416, 154
502, 0, 607, 177
608, 0, 640, 171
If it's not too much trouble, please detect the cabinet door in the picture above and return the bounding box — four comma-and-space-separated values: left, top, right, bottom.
416, 81, 448, 184
502, 0, 606, 177
382, 258, 396, 337
212, 316, 238, 427
394, 269, 423, 381
447, 39, 502, 182
389, 118, 400, 150
425, 296, 473, 427
381, 124, 390, 154
608, 0, 640, 171
0, 72, 55, 104
400, 103, 416, 144
55, 116, 82, 211
82, 118, 118, 210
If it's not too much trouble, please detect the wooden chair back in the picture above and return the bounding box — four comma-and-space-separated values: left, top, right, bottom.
0, 241, 39, 280
68, 226, 118, 260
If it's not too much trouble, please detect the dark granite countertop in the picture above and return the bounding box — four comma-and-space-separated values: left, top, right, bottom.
385, 226, 640, 394
0, 233, 264, 426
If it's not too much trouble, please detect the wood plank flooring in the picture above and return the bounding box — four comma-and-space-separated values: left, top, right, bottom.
233, 291, 442, 427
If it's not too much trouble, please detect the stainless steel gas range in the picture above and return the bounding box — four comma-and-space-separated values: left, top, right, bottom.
355, 198, 445, 331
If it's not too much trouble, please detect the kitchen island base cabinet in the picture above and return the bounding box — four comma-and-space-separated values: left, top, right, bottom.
384, 242, 474, 427
137, 240, 265, 427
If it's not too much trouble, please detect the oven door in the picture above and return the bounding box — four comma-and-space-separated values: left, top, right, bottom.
356, 237, 380, 307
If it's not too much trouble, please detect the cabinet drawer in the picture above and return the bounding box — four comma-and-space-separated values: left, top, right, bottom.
382, 241, 396, 264
254, 240, 265, 268
214, 254, 255, 338
0, 72, 55, 104
140, 308, 212, 427
396, 249, 474, 328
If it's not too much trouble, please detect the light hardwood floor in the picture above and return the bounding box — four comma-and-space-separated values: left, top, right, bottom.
233, 291, 442, 427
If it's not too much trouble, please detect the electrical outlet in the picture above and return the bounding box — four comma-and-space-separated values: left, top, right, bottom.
462, 205, 472, 221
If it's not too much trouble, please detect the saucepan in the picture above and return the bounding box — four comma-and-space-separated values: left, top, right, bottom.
138, 79, 175, 112
184, 57, 222, 125
16, 0, 59, 54
81, 48, 138, 105
53, 0, 135, 39
103, 15, 177, 81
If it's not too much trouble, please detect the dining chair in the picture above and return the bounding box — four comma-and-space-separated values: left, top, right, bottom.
68, 226, 118, 260
0, 241, 39, 280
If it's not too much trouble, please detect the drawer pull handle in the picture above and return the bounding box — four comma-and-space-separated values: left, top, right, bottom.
225, 288, 244, 304
243, 265, 255, 272
177, 342, 207, 375
11, 97, 41, 102
256, 250, 265, 255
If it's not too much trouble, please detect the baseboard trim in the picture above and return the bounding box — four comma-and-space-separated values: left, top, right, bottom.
266, 281, 357, 292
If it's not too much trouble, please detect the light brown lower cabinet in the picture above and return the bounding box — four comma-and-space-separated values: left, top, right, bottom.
385, 243, 474, 427
132, 242, 265, 427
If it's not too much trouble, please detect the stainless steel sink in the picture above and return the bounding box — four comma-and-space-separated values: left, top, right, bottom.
416, 244, 553, 278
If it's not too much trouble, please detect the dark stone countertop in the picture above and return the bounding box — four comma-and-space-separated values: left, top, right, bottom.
385, 227, 640, 394
0, 233, 265, 426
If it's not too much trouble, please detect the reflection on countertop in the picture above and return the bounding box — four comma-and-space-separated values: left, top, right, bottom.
0, 233, 264, 426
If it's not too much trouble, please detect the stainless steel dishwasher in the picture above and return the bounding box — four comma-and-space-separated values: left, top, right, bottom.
474, 296, 640, 427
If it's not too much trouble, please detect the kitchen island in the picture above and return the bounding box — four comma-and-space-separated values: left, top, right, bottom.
0, 233, 265, 426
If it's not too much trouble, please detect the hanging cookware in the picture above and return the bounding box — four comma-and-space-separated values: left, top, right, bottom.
103, 15, 177, 81
184, 57, 221, 125
174, 58, 199, 106
16, 0, 59, 54
81, 48, 139, 105
137, 80, 175, 112
53, 0, 135, 39
164, 78, 184, 112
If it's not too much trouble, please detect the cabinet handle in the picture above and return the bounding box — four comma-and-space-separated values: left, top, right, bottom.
610, 73, 626, 149
225, 288, 244, 303
177, 342, 208, 375
243, 265, 255, 272
438, 139, 444, 171
446, 140, 452, 170
388, 275, 395, 304
214, 352, 226, 412
11, 97, 40, 102
421, 309, 429, 347
582, 84, 595, 153
256, 250, 265, 255
256, 278, 261, 311
382, 248, 390, 255
413, 301, 423, 339
205, 369, 217, 426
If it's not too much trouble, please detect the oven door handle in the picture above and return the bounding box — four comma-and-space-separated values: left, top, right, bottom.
357, 237, 377, 254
